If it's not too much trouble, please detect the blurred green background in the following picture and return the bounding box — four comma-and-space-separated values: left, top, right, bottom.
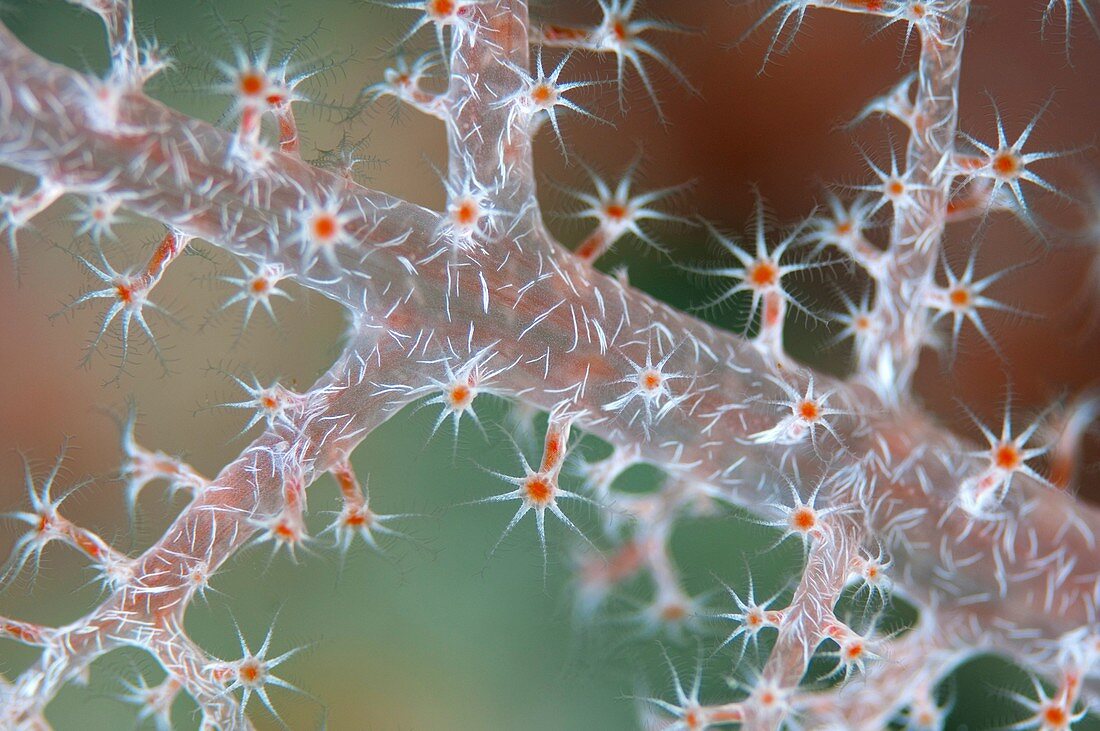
1, 0, 1098, 729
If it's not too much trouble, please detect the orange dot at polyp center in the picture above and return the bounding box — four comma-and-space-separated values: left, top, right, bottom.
250, 278, 270, 293
239, 72, 265, 96
949, 288, 970, 307
449, 383, 472, 407
524, 476, 554, 504
453, 199, 479, 226
238, 662, 261, 683
431, 0, 457, 18
749, 261, 778, 287
888, 180, 905, 197
312, 214, 338, 240
604, 203, 628, 221
798, 400, 820, 421
992, 152, 1020, 177
1043, 705, 1068, 727
791, 506, 816, 531
659, 603, 686, 621
640, 370, 663, 390
995, 444, 1021, 470
530, 84, 555, 104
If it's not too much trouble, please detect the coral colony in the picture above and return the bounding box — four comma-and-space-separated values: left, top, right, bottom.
1, 0, 1099, 729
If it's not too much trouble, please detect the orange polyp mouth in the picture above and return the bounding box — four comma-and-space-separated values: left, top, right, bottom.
659, 603, 686, 622
524, 475, 554, 504
250, 278, 270, 294
261, 395, 279, 410
239, 72, 265, 97
791, 506, 816, 532
949, 287, 970, 307
449, 383, 473, 408
992, 152, 1021, 177
115, 283, 133, 304
1043, 705, 1069, 727
640, 370, 663, 391
994, 444, 1021, 470
797, 400, 820, 421
604, 202, 628, 221
855, 315, 871, 331
238, 660, 262, 684
835, 220, 854, 236
748, 261, 779, 288
430, 0, 457, 19
312, 214, 338, 241
887, 180, 906, 197
845, 643, 864, 660
344, 508, 372, 527
453, 199, 479, 228
612, 20, 629, 41
530, 83, 555, 105
274, 522, 296, 541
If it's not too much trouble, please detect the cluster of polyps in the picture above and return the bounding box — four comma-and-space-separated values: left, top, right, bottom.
0, 0, 1098, 729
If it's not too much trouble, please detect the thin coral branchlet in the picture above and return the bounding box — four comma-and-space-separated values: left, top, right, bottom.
878, 0, 961, 50
846, 546, 893, 605
64, 252, 170, 369
564, 161, 689, 263
493, 49, 602, 155
850, 142, 932, 222
293, 193, 358, 269
955, 99, 1072, 229
957, 403, 1054, 517
601, 340, 688, 428
215, 260, 293, 330
219, 376, 302, 437
1005, 674, 1087, 731
118, 406, 209, 516
749, 373, 848, 453
804, 192, 885, 276
688, 194, 821, 345
70, 194, 127, 244
472, 415, 593, 573
712, 572, 786, 661
321, 461, 417, 559
388, 0, 489, 56
758, 475, 842, 554
924, 249, 1027, 357
117, 675, 180, 731
436, 169, 507, 250
640, 650, 722, 731
381, 340, 513, 441
363, 52, 445, 119
2, 449, 88, 585
536, 0, 695, 118
1041, 0, 1100, 54
208, 618, 307, 725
